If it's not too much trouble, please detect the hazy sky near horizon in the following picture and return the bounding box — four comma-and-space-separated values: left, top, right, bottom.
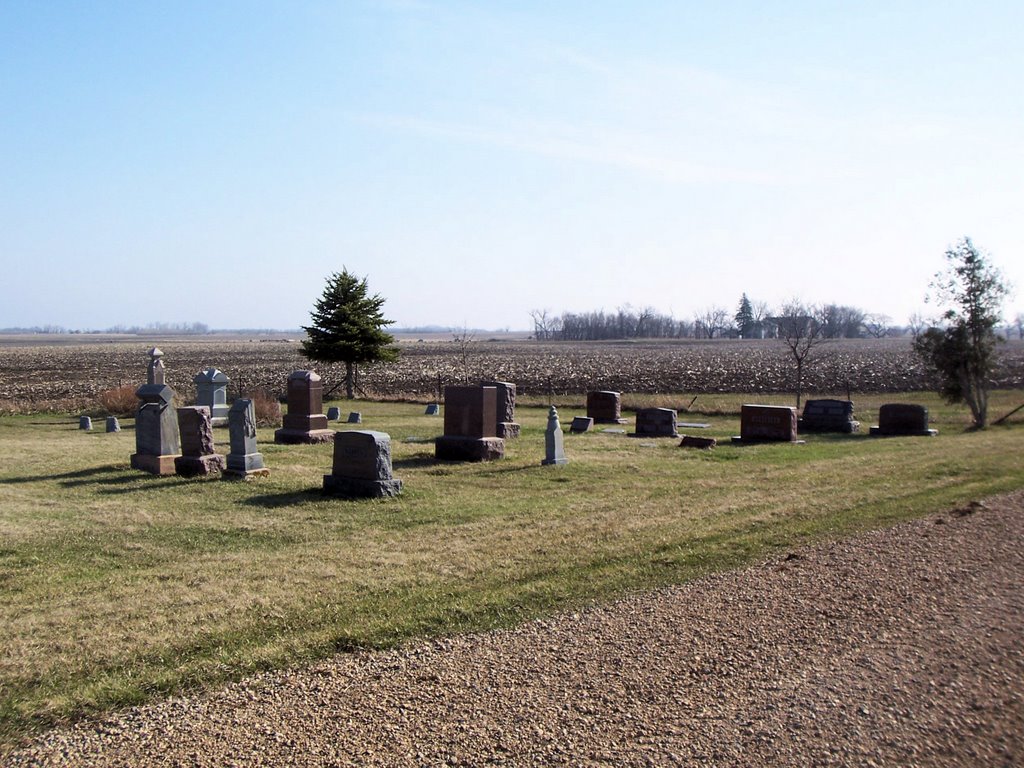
2, 1, 1022, 331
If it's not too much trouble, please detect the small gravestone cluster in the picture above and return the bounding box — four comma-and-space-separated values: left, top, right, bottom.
108, 351, 947, 503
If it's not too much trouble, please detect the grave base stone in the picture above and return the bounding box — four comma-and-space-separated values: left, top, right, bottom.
435, 435, 505, 462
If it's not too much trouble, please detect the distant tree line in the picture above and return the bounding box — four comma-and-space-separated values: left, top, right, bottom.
530, 297, 920, 342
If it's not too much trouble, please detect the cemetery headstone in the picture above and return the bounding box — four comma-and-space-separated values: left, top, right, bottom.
223, 399, 270, 479
193, 368, 230, 425
587, 391, 627, 424
274, 370, 334, 444
481, 380, 520, 439
869, 404, 938, 437
326, 406, 341, 421
425, 403, 440, 416
632, 407, 678, 438
799, 399, 860, 433
569, 416, 594, 433
130, 347, 181, 475
435, 385, 504, 461
541, 406, 568, 466
79, 416, 92, 431
323, 430, 403, 498
175, 406, 226, 477
732, 404, 800, 444
347, 412, 362, 424
105, 416, 120, 433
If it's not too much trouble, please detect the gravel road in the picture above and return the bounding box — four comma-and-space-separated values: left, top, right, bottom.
8, 490, 1024, 767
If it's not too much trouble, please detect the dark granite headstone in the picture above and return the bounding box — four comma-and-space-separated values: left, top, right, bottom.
799, 399, 860, 434
633, 407, 678, 438
870, 404, 938, 437
587, 391, 627, 424
323, 430, 403, 498
732, 404, 799, 444
425, 403, 440, 416
224, 399, 269, 479
274, 370, 334, 444
326, 406, 341, 421
347, 412, 362, 424
79, 416, 92, 430
175, 406, 225, 477
481, 380, 520, 439
569, 416, 594, 433
435, 385, 504, 461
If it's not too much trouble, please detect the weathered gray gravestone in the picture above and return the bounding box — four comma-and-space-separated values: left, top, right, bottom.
569, 416, 594, 433
79, 416, 92, 430
435, 385, 504, 461
731, 404, 800, 444
481, 380, 520, 439
194, 368, 230, 425
869, 404, 938, 437
347, 412, 362, 424
680, 435, 717, 449
587, 391, 627, 424
323, 430, 403, 498
130, 347, 181, 475
223, 399, 269, 479
632, 407, 678, 438
105, 416, 120, 433
326, 406, 341, 421
274, 370, 334, 444
799, 399, 860, 434
175, 406, 226, 477
541, 406, 568, 466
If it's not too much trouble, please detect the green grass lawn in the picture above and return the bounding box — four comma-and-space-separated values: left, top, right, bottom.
1, 390, 1023, 748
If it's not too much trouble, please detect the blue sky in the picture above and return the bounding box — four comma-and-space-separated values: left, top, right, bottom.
2, 1, 1021, 331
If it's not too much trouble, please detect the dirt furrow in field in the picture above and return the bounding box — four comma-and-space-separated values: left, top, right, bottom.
8, 490, 1024, 767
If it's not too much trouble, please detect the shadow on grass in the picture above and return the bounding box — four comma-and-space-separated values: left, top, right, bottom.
239, 488, 325, 509
2, 464, 130, 485
392, 454, 438, 470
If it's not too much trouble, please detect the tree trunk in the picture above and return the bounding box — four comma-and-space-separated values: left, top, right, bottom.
345, 362, 354, 399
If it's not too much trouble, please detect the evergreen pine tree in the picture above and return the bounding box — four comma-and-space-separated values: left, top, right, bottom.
301, 269, 398, 399
735, 293, 754, 338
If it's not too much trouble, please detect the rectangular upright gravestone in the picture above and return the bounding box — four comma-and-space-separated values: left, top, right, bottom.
131, 347, 181, 475
869, 404, 938, 437
224, 399, 269, 479
175, 406, 226, 477
194, 368, 230, 425
732, 404, 799, 444
435, 385, 504, 461
323, 430, 403, 498
633, 407, 678, 438
274, 370, 334, 444
481, 380, 520, 439
799, 399, 860, 434
587, 391, 627, 424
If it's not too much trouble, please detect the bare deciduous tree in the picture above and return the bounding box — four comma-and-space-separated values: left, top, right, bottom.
777, 299, 828, 409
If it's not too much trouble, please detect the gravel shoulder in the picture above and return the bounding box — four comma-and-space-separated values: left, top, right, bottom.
8, 490, 1024, 767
